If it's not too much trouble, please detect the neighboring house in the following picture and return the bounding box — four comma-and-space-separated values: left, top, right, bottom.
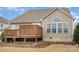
0, 17, 10, 31
9, 8, 73, 42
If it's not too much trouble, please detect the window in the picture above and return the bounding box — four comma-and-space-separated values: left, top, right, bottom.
1, 24, 3, 28
47, 24, 51, 33
63, 23, 68, 33
46, 17, 68, 34
52, 23, 56, 33
53, 18, 61, 22
58, 23, 62, 33
52, 23, 62, 33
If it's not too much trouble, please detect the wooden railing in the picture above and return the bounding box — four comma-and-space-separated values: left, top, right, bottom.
4, 29, 20, 38
20, 25, 42, 38
4, 25, 42, 38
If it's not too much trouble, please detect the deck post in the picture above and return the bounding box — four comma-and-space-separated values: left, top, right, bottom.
13, 37, 16, 47
35, 37, 37, 42
24, 38, 26, 47
4, 38, 6, 47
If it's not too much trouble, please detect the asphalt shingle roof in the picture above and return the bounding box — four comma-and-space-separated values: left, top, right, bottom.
11, 8, 71, 23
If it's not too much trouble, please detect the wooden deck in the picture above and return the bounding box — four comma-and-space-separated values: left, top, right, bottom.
4, 25, 42, 47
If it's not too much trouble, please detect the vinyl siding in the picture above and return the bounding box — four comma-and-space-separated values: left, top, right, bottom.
42, 9, 73, 42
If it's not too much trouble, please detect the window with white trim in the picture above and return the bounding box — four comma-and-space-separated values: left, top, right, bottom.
52, 22, 63, 33
63, 23, 68, 33
52, 17, 62, 33
52, 23, 56, 33
47, 24, 51, 33
58, 23, 62, 33
46, 17, 68, 34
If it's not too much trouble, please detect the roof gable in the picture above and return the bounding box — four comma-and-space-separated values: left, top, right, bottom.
42, 8, 73, 20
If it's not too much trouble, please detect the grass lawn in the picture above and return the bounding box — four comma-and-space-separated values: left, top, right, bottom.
0, 44, 79, 52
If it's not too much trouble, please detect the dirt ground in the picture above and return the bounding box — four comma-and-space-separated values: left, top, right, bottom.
0, 44, 79, 52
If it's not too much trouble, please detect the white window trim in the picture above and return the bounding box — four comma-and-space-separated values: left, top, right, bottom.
46, 23, 52, 33
62, 22, 69, 33
56, 23, 58, 33
46, 22, 68, 34
52, 22, 68, 34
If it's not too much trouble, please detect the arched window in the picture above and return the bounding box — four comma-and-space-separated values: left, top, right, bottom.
52, 17, 62, 33
53, 18, 61, 22
46, 17, 68, 34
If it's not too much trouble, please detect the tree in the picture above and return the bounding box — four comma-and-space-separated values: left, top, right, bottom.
73, 23, 79, 44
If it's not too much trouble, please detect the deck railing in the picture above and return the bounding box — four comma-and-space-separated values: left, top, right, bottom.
4, 25, 42, 38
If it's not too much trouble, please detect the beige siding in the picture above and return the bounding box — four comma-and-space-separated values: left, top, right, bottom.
0, 23, 10, 30
42, 10, 73, 42
10, 24, 20, 29
10, 23, 41, 29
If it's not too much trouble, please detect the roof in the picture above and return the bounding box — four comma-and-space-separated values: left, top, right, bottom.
11, 8, 72, 23
11, 9, 53, 23
0, 17, 8, 23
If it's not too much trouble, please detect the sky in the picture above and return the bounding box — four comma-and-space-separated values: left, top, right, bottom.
0, 7, 79, 28
0, 7, 54, 20
0, 7, 78, 20
69, 7, 79, 29
0, 7, 31, 20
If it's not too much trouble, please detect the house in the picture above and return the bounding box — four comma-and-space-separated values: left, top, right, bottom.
42, 8, 73, 42
0, 17, 10, 31
5, 7, 73, 43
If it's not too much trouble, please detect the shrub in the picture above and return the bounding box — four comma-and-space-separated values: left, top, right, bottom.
0, 32, 5, 42
73, 23, 79, 44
